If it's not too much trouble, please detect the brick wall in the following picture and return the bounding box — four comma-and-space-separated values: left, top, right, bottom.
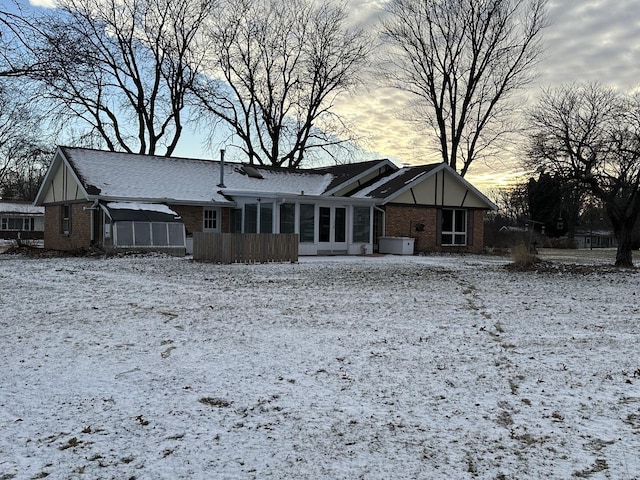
170, 205, 203, 236
44, 203, 92, 251
384, 204, 486, 254
169, 205, 232, 235
221, 208, 230, 233
470, 209, 485, 254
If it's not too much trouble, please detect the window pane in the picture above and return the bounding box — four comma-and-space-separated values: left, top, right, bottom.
244, 204, 257, 233
168, 223, 184, 246
319, 207, 330, 242
8, 218, 22, 230
454, 210, 466, 232
152, 223, 168, 246
230, 209, 242, 233
441, 209, 467, 246
279, 203, 295, 233
134, 222, 151, 246
61, 205, 71, 234
203, 208, 217, 230
260, 203, 273, 233
353, 207, 370, 243
442, 209, 453, 232
116, 222, 134, 246
299, 204, 315, 243
335, 208, 346, 242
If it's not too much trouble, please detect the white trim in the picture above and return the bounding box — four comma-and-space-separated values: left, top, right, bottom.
322, 159, 398, 196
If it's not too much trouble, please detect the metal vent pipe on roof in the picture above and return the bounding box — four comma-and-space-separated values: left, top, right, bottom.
218, 149, 225, 188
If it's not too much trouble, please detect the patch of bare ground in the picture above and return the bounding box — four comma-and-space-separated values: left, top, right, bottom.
504, 260, 635, 274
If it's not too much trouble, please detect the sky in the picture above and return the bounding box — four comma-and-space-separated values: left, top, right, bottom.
334, 0, 640, 191
18, 0, 640, 192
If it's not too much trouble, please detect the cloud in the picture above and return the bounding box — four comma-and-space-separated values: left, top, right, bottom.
337, 0, 640, 189
536, 0, 640, 90
29, 0, 56, 8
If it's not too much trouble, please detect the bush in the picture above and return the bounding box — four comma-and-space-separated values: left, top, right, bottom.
510, 244, 541, 269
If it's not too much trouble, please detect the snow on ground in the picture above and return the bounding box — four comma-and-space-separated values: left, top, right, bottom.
1, 251, 639, 479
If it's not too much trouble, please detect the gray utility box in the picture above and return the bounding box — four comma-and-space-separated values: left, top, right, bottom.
378, 236, 415, 255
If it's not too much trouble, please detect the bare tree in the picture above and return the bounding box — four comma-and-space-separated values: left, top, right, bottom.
193, 0, 371, 168
0, 80, 51, 200
0, 3, 42, 78
382, 0, 548, 176
21, 0, 214, 156
527, 83, 640, 267
490, 183, 530, 223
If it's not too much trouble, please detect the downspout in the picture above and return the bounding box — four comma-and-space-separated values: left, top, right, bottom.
218, 149, 226, 188
83, 199, 99, 244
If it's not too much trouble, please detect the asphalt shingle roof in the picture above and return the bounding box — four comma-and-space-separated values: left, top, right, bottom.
352, 164, 441, 199
60, 147, 335, 204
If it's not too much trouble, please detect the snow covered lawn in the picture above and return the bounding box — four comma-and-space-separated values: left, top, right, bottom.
1, 252, 639, 479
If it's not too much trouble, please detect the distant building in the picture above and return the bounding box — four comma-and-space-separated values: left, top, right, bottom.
0, 202, 45, 241
573, 230, 617, 249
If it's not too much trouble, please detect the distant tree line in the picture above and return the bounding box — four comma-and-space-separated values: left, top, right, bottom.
487, 83, 640, 267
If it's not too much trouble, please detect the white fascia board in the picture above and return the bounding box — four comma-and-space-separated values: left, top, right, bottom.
34, 147, 90, 205
223, 191, 379, 205
276, 193, 379, 206
220, 190, 281, 198
226, 190, 378, 205
377, 163, 447, 205
434, 164, 498, 210
92, 196, 233, 207
323, 159, 399, 196
380, 163, 497, 210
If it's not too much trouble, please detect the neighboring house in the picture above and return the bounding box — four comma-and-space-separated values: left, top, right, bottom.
34, 146, 496, 255
574, 230, 617, 249
0, 202, 45, 241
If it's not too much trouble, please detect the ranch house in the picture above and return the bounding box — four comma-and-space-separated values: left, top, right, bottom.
34, 146, 496, 256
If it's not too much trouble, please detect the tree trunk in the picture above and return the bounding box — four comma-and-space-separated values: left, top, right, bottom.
612, 220, 635, 268
615, 236, 634, 267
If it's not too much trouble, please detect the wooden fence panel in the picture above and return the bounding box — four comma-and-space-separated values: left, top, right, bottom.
193, 232, 299, 263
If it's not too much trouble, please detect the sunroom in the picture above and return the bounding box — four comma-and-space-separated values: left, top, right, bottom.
224, 193, 377, 255
98, 202, 186, 255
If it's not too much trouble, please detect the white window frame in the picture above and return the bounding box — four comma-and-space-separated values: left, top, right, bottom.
203, 208, 219, 232
441, 209, 467, 246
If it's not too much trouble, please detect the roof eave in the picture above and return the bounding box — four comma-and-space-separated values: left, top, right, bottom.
372, 163, 497, 210
89, 195, 234, 207
323, 159, 399, 196
34, 147, 91, 205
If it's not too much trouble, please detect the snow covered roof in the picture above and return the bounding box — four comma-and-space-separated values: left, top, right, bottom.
104, 202, 182, 222
34, 147, 495, 210
55, 147, 337, 204
0, 202, 44, 215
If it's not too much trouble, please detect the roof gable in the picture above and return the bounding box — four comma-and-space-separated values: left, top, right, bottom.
34, 148, 89, 205
352, 162, 496, 210
312, 159, 398, 196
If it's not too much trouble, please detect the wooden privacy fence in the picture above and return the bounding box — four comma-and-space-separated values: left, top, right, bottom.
193, 232, 299, 264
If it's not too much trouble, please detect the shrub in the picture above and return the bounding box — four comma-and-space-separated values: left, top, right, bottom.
510, 244, 541, 269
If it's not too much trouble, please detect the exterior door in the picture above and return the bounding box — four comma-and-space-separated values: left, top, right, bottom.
319, 206, 347, 251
